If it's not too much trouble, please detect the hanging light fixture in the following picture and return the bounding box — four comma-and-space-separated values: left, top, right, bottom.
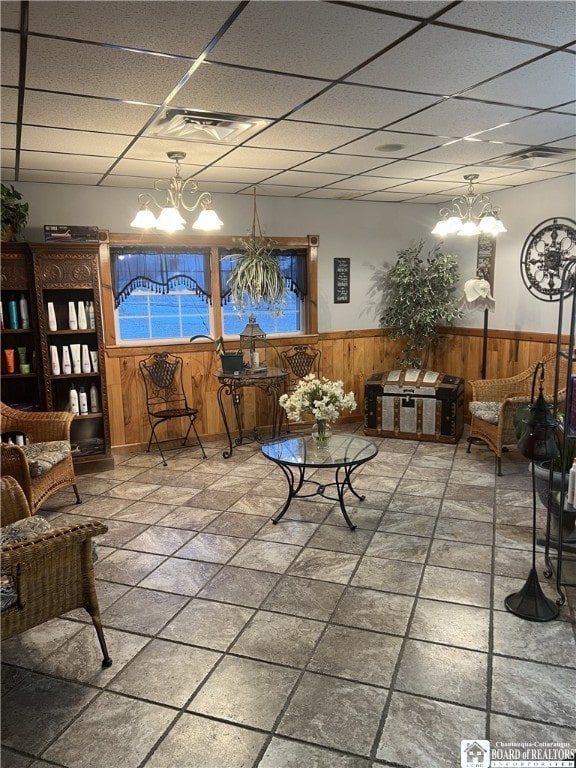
130, 151, 224, 233
431, 174, 507, 238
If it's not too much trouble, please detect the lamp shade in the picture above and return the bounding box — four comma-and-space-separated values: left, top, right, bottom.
517, 390, 559, 461
130, 207, 157, 229
156, 206, 186, 232
193, 208, 224, 231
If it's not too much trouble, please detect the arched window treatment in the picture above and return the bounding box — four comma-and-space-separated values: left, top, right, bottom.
219, 247, 308, 305
110, 246, 211, 309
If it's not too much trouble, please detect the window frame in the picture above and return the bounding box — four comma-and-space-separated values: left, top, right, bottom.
99, 232, 318, 349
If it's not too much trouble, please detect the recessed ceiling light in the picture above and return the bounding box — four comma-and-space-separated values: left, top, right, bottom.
375, 143, 406, 152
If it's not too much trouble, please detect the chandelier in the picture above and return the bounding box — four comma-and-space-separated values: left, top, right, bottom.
130, 151, 224, 233
431, 174, 507, 237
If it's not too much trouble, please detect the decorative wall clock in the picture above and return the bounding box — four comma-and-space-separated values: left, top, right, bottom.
520, 217, 576, 301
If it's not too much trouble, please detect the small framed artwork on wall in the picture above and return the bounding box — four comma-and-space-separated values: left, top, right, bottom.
476, 234, 496, 290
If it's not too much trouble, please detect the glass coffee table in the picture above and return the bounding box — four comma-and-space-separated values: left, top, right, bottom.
261, 433, 379, 530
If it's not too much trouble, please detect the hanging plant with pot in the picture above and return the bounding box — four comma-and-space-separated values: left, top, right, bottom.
376, 239, 462, 368
1, 184, 29, 242
226, 188, 287, 315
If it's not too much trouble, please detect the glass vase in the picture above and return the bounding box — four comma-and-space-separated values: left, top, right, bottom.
312, 418, 332, 445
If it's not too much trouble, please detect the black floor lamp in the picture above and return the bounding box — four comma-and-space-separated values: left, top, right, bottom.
505, 361, 560, 621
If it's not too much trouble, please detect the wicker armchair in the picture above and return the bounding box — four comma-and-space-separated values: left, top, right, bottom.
1, 475, 112, 667
0, 402, 81, 513
467, 352, 567, 475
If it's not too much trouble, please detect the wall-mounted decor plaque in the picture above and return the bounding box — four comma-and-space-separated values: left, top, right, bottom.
334, 257, 350, 304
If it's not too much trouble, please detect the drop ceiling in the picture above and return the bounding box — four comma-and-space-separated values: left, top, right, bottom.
1, 0, 575, 205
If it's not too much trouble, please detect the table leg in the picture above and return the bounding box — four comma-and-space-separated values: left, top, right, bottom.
217, 384, 235, 459
272, 463, 304, 524
335, 466, 358, 530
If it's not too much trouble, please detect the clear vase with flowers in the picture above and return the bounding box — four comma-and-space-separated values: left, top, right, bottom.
279, 374, 357, 444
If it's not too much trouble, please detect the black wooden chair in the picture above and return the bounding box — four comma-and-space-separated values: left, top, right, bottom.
139, 352, 206, 465
279, 344, 321, 432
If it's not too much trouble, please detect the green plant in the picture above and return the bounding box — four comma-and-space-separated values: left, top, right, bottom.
225, 188, 286, 314
189, 335, 239, 354
1, 184, 29, 241
377, 239, 462, 368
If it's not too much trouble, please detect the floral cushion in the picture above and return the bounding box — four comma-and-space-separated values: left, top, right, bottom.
469, 401, 501, 425
1, 514, 52, 611
20, 441, 71, 477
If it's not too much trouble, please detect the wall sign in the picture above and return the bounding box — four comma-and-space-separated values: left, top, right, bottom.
476, 234, 496, 291
334, 257, 350, 304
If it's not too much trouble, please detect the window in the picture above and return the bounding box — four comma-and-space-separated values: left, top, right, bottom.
108, 236, 316, 344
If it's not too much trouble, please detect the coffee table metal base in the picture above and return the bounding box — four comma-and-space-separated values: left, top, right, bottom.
272, 463, 365, 530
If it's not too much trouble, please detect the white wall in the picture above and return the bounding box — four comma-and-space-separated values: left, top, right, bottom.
12, 173, 575, 334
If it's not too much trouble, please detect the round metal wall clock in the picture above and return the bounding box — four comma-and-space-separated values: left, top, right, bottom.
520, 217, 576, 301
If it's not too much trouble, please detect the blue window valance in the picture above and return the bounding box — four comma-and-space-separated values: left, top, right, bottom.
110, 246, 211, 309
219, 247, 308, 306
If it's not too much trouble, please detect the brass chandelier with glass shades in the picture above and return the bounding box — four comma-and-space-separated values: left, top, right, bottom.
130, 151, 224, 233
431, 174, 507, 237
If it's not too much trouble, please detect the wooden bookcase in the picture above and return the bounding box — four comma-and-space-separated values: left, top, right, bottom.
1, 241, 113, 473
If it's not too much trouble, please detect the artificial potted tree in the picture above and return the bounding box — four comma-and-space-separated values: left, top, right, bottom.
376, 239, 462, 368
1, 184, 29, 242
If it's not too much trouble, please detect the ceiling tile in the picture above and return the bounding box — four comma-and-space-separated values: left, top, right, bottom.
1, 149, 16, 167
478, 112, 576, 145
546, 137, 576, 150
356, 190, 425, 201
1, 168, 16, 181
416, 138, 520, 164
208, 2, 418, 79
299, 188, 364, 200
351, 2, 455, 17
543, 159, 576, 173
295, 154, 394, 174
0, 123, 17, 148
240, 184, 311, 197
378, 179, 463, 194
289, 84, 440, 129
486, 168, 571, 184
347, 25, 543, 95
192, 166, 278, 184
1, 32, 19, 87
26, 37, 189, 103
174, 63, 326, 120
439, 1, 576, 47
326, 176, 404, 191
391, 99, 532, 137
332, 130, 445, 157
23, 91, 157, 134
18, 169, 104, 184
19, 151, 114, 173
28, 1, 238, 58
1, 1, 20, 28
367, 159, 462, 179
1, 86, 18, 122
464, 53, 576, 111
261, 170, 350, 187
21, 126, 132, 156
246, 121, 368, 152
212, 146, 320, 169
428, 165, 531, 183
107, 158, 204, 178
125, 137, 231, 164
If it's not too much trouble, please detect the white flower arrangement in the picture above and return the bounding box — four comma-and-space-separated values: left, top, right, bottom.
279, 374, 357, 422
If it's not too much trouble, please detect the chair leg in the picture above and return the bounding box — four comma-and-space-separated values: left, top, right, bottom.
496, 455, 503, 476
73, 484, 82, 505
191, 422, 207, 459
91, 613, 113, 668
148, 423, 167, 466
466, 437, 472, 453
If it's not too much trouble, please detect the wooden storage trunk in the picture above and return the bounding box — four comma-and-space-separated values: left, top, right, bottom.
364, 369, 464, 443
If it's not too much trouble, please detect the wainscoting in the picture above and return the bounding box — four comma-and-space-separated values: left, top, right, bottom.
103, 328, 557, 453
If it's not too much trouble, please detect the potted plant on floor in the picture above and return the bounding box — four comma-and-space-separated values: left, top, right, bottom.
374, 239, 462, 368
1, 184, 29, 242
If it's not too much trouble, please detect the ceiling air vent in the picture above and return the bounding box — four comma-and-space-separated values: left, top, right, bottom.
145, 109, 271, 144
483, 145, 575, 169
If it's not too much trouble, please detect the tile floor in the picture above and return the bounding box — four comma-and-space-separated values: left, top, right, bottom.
2, 423, 576, 768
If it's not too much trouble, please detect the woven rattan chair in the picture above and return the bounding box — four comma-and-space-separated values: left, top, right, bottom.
0, 402, 81, 513
467, 352, 567, 475
1, 475, 112, 667
139, 352, 206, 466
